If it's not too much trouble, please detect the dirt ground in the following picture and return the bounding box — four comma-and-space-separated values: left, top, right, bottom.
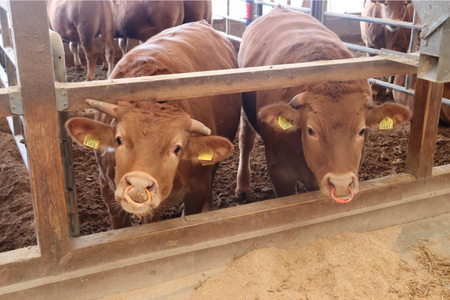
0, 64, 449, 297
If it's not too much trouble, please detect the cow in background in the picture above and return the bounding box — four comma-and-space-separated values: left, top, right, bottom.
65, 21, 241, 229
236, 6, 411, 203
361, 0, 416, 94
113, 0, 212, 55
361, 0, 415, 53
183, 0, 212, 24
47, 0, 115, 81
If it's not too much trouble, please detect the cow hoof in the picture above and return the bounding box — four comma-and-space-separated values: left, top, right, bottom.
235, 189, 252, 202
75, 65, 83, 70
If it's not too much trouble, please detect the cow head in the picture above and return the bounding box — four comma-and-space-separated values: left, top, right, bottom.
66, 100, 233, 218
258, 82, 411, 202
371, 0, 413, 32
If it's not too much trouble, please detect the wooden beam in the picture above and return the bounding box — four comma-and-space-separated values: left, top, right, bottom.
8, 0, 70, 260
0, 55, 418, 118
406, 78, 444, 178
55, 55, 418, 112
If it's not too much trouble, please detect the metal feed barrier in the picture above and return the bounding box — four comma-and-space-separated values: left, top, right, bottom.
0, 0, 448, 298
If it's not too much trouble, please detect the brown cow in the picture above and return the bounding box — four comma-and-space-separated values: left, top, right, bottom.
113, 0, 212, 55
47, 0, 115, 81
183, 0, 212, 24
66, 21, 241, 229
360, 0, 415, 53
236, 6, 411, 202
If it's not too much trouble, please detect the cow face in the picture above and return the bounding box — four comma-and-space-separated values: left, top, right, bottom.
66, 100, 233, 218
371, 0, 413, 32
258, 84, 411, 202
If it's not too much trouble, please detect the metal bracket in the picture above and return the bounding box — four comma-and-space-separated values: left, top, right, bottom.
9, 90, 23, 115
55, 88, 69, 111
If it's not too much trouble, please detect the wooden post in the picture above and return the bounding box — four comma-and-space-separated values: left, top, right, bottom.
8, 1, 70, 260
405, 78, 444, 178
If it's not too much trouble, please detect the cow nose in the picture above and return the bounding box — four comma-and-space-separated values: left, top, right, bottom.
126, 175, 155, 192
125, 175, 155, 203
325, 173, 357, 198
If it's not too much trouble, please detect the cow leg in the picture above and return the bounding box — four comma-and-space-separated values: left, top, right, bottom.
118, 38, 128, 57
100, 24, 115, 78
265, 150, 297, 197
236, 111, 256, 201
183, 167, 214, 215
69, 42, 82, 70
78, 28, 97, 81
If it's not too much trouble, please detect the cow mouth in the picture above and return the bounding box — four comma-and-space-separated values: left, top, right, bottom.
123, 185, 152, 208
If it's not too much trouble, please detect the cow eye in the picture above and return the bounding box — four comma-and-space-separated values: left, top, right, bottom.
173, 145, 182, 155
359, 128, 366, 136
307, 127, 316, 136
116, 137, 122, 145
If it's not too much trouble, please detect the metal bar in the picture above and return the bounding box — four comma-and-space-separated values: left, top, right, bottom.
369, 78, 450, 107
218, 31, 242, 43
213, 14, 246, 24
344, 42, 381, 56
255, 1, 310, 13
324, 11, 423, 31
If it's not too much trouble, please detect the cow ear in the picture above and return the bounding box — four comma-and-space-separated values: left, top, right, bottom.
259, 103, 299, 132
185, 136, 233, 165
65, 117, 116, 150
366, 103, 412, 131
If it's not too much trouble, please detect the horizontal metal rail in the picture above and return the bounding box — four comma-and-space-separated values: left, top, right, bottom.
324, 11, 423, 30
369, 78, 450, 107
213, 14, 247, 24
218, 31, 243, 43
255, 1, 310, 13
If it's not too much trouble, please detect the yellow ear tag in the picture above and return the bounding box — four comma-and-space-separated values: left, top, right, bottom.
379, 116, 393, 130
198, 150, 214, 166
278, 116, 293, 130
375, 1, 381, 5
83, 134, 99, 149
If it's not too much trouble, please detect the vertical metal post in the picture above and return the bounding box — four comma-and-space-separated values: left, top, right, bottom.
311, 0, 326, 23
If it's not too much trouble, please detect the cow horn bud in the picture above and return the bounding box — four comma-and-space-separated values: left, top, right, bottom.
289, 93, 307, 109
190, 119, 211, 136
85, 99, 118, 117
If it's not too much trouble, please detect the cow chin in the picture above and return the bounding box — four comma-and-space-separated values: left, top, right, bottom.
319, 172, 359, 201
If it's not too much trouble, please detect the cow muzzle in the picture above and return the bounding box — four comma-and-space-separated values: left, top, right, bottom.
124, 185, 152, 208
116, 172, 160, 215
322, 172, 358, 203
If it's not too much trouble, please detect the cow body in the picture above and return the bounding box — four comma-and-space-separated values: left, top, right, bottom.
360, 0, 415, 53
236, 6, 411, 202
113, 0, 212, 55
66, 21, 241, 228
183, 0, 212, 24
47, 0, 115, 81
